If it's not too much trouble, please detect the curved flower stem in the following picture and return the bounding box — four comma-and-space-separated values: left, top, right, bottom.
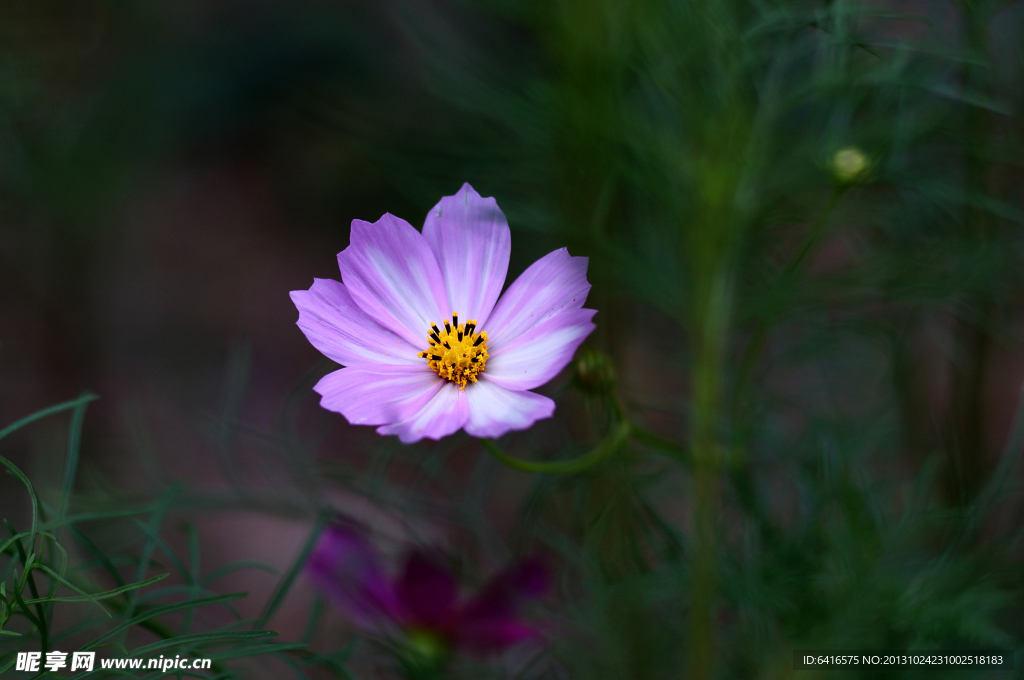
629, 423, 689, 462
607, 394, 690, 462
482, 419, 631, 474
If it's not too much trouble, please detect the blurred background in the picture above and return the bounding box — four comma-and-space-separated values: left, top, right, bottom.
2, 0, 1024, 678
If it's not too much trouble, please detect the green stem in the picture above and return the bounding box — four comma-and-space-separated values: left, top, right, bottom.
689, 464, 719, 680
688, 268, 732, 680
482, 419, 631, 474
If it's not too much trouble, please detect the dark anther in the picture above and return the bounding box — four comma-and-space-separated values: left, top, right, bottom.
445, 321, 451, 333
443, 341, 451, 349
473, 335, 484, 346
452, 313, 459, 327
458, 331, 463, 341
429, 332, 440, 343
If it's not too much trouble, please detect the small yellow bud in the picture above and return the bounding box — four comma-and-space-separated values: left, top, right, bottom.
830, 147, 870, 184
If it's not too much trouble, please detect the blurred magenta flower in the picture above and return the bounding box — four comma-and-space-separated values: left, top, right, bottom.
290, 183, 595, 442
306, 524, 548, 671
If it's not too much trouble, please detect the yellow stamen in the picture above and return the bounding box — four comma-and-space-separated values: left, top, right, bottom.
417, 311, 488, 389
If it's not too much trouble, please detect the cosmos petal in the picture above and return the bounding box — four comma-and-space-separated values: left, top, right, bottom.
396, 552, 458, 627
464, 379, 555, 439
338, 213, 450, 348
456, 620, 539, 652
485, 308, 596, 391
313, 365, 443, 426
306, 524, 403, 631
483, 248, 590, 350
452, 558, 548, 652
376, 382, 469, 443
290, 279, 419, 367
423, 183, 511, 328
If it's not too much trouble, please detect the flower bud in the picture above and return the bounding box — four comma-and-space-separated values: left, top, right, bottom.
400, 630, 449, 680
830, 147, 870, 185
574, 349, 616, 395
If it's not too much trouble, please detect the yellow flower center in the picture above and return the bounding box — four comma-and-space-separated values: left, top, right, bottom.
417, 312, 489, 389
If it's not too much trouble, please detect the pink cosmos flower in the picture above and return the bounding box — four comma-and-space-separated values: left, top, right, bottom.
306, 524, 548, 661
290, 183, 596, 443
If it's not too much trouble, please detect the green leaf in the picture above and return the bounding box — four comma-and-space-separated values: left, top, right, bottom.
0, 392, 99, 442
0, 459, 40, 557
57, 394, 92, 537
81, 592, 246, 651
128, 630, 278, 657
23, 572, 167, 605
37, 506, 161, 531
205, 642, 308, 660
202, 560, 279, 587
253, 510, 330, 629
